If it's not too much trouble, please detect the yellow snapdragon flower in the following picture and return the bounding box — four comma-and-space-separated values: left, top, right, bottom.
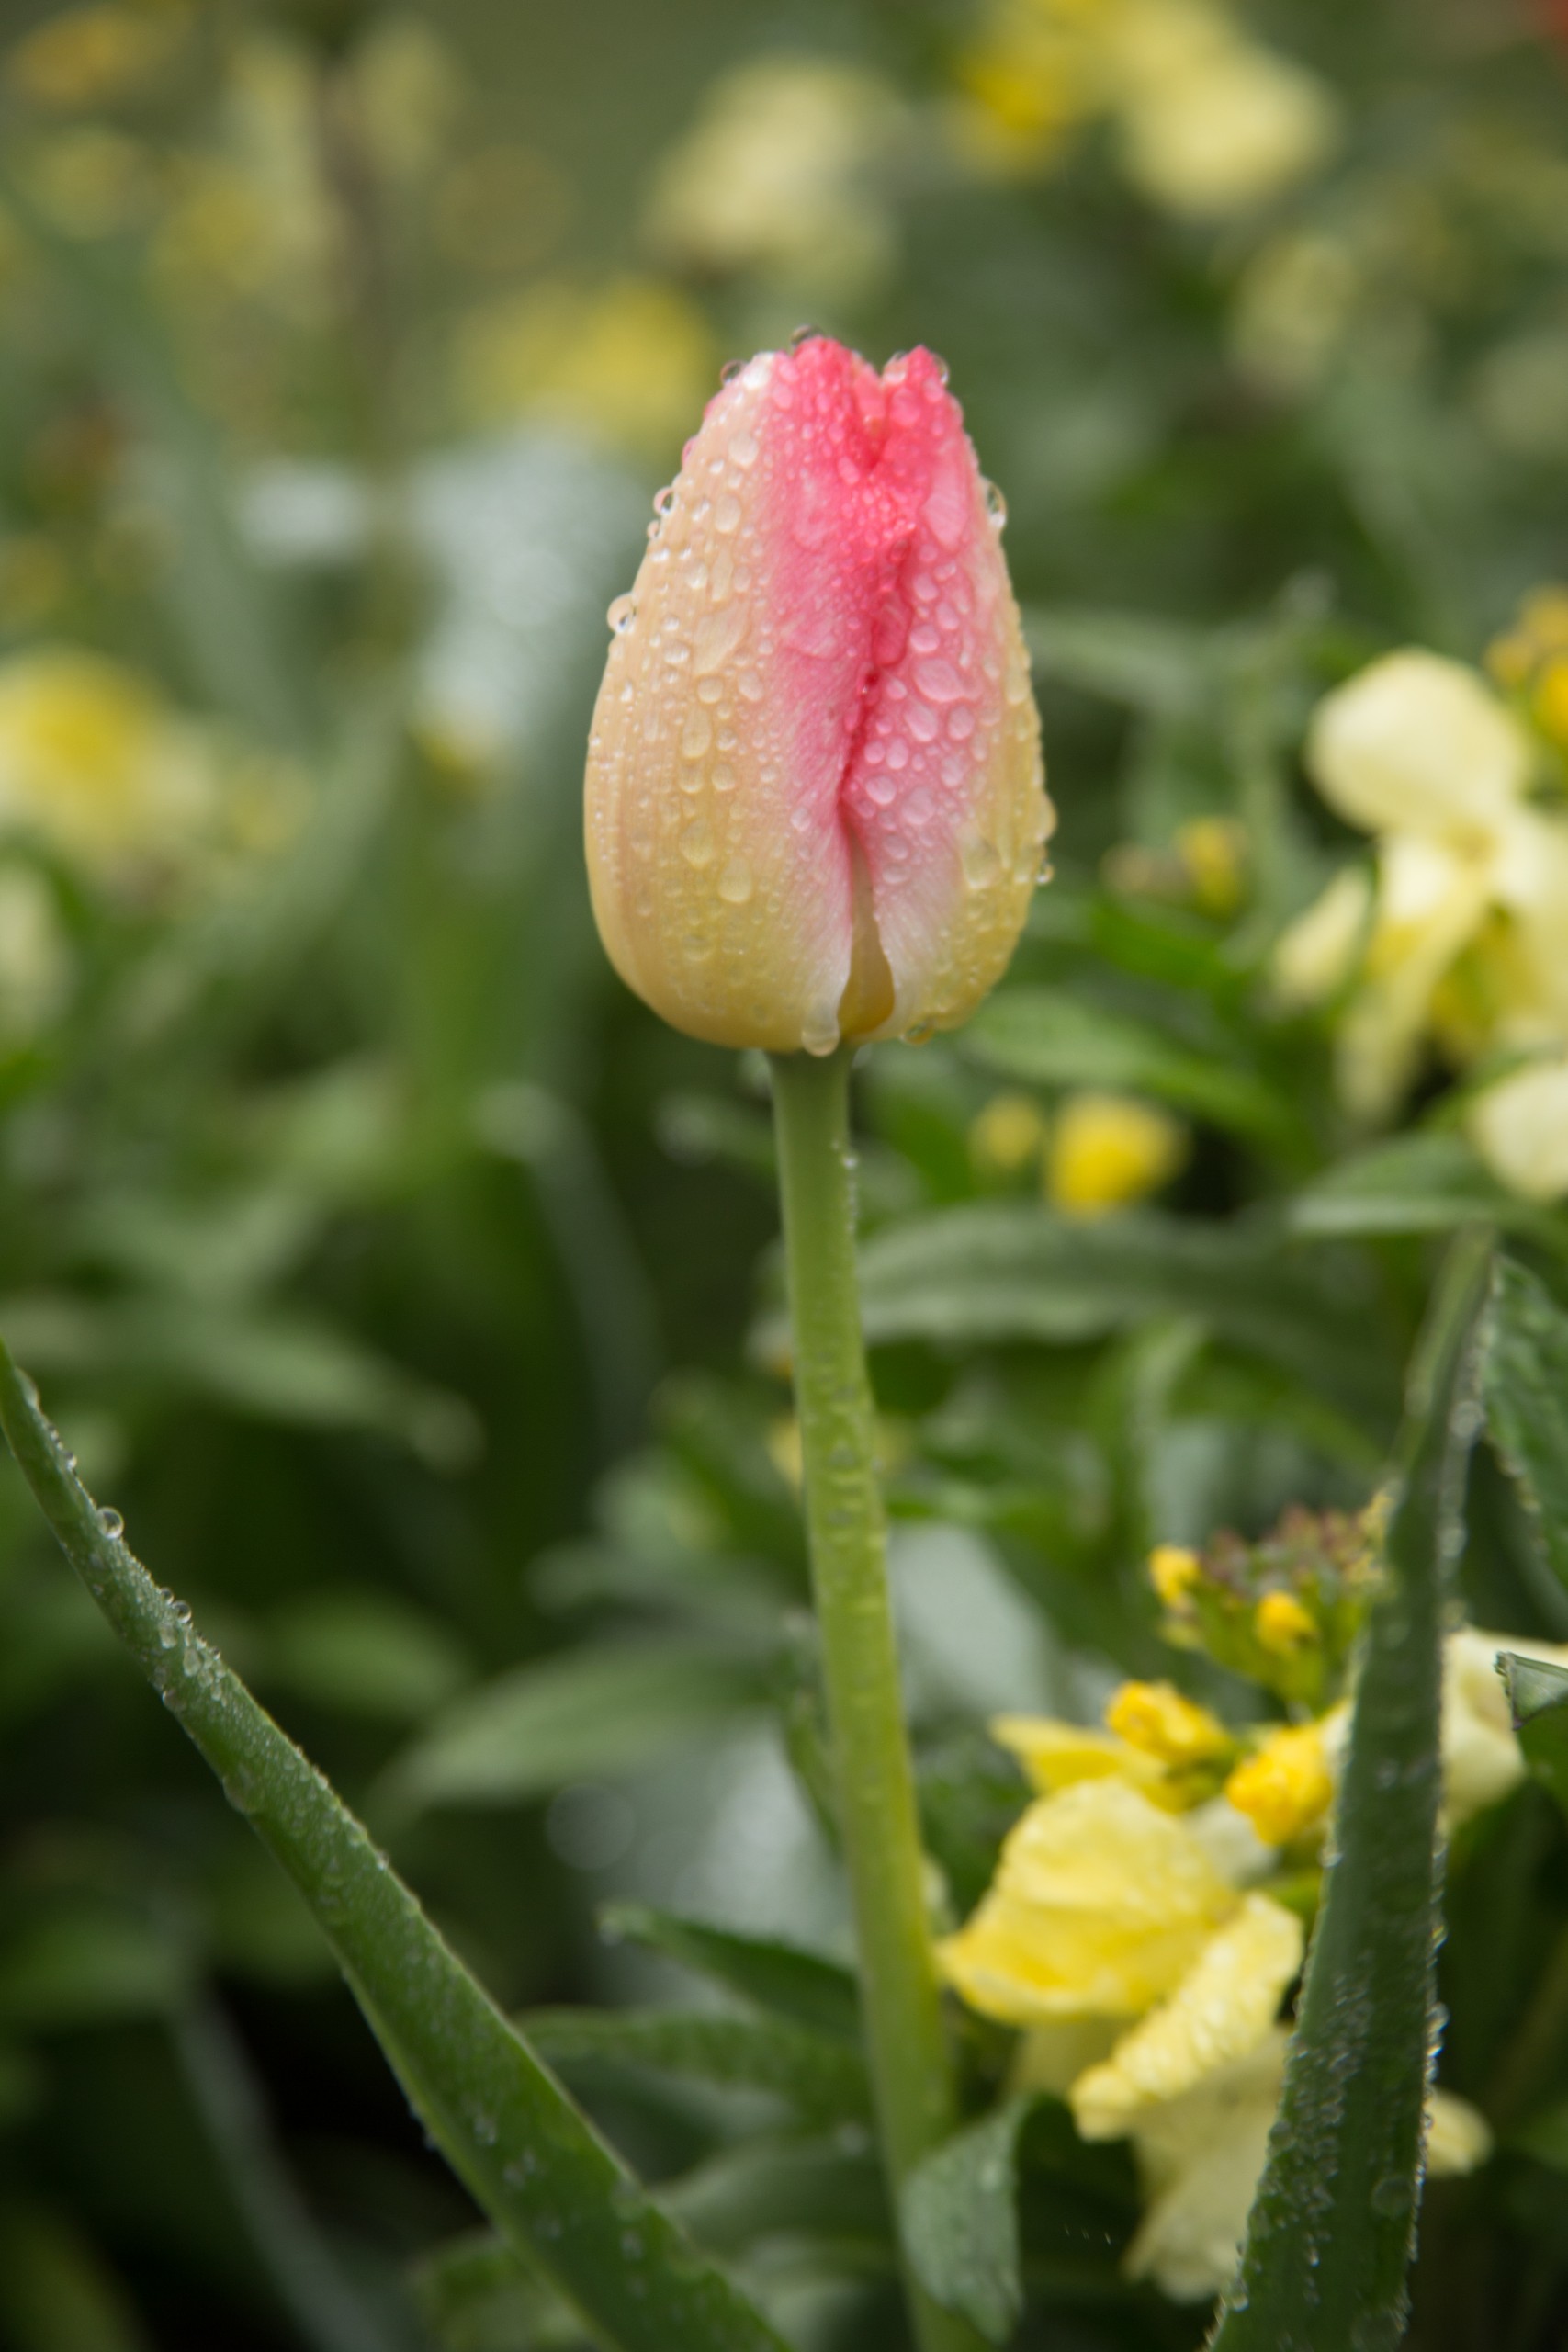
454, 277, 717, 460
1224, 1714, 1339, 1846
1277, 650, 1568, 1133
952, 0, 1337, 220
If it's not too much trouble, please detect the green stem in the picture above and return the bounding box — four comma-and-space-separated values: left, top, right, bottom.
769, 1046, 980, 2352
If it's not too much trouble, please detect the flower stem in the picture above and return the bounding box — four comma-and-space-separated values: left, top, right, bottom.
769, 1046, 979, 2352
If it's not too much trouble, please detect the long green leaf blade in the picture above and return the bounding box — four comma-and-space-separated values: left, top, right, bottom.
1483, 1257, 1568, 1602
0, 1337, 786, 2352
1211, 1228, 1494, 2351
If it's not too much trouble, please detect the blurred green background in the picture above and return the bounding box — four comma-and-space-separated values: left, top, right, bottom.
2, 1, 1567, 2346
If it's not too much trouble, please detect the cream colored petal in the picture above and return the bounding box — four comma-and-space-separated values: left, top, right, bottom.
1010, 2017, 1122, 2098
1271, 865, 1372, 1008
1070, 1894, 1303, 2139
1306, 650, 1532, 838
1337, 833, 1495, 1119
1124, 2030, 1288, 2302
988, 1714, 1168, 1798
1469, 1057, 1568, 1204
1115, 43, 1339, 221
1443, 1627, 1568, 1825
938, 1779, 1235, 2026
1427, 2088, 1494, 2176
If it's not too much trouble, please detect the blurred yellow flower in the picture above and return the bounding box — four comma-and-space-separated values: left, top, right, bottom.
1106, 1679, 1233, 1768
970, 1089, 1049, 1177
939, 1777, 1252, 2023
991, 1711, 1173, 1801
1123, 2031, 1487, 2301
1444, 1626, 1568, 1826
1468, 1055, 1568, 1203
643, 56, 908, 302
952, 0, 1337, 219
1280, 650, 1568, 1125
1252, 1590, 1316, 1656
454, 277, 718, 460
1149, 1542, 1201, 1611
1046, 1090, 1188, 1216
0, 649, 214, 880
1223, 1716, 1337, 1846
6, 3, 187, 112
20, 126, 160, 239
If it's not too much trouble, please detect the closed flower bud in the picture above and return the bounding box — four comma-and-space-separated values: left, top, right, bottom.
584, 335, 1052, 1054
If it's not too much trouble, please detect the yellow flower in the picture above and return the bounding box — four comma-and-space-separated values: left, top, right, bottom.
991, 1712, 1172, 1800
970, 1090, 1049, 1178
1123, 2036, 1489, 2302
1468, 1055, 1568, 1202
1071, 1894, 1303, 2135
1150, 1542, 1201, 1611
1443, 1626, 1568, 1826
0, 648, 215, 881
1272, 865, 1372, 1011
1286, 650, 1566, 1120
1045, 1091, 1188, 1216
1252, 1590, 1316, 1656
642, 56, 908, 302
454, 277, 717, 460
1224, 1718, 1337, 1847
938, 1778, 1243, 2022
1106, 0, 1339, 220
1105, 1679, 1233, 1768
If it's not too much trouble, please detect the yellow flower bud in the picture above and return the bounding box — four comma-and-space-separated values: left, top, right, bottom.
1174, 816, 1246, 916
1253, 1590, 1316, 1655
1224, 1721, 1335, 1846
1149, 1543, 1201, 1611
585, 335, 1050, 1054
1105, 1680, 1232, 1769
1045, 1092, 1187, 1218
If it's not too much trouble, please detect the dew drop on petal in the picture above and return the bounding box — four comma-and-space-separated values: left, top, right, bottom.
606, 594, 636, 634
716, 856, 754, 905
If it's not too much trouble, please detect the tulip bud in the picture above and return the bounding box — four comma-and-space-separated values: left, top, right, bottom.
584, 335, 1051, 1054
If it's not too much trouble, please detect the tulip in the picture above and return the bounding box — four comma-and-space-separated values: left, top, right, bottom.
584, 334, 1051, 1054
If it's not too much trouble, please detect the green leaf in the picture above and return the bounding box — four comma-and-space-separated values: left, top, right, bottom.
263, 1590, 472, 1723
597, 1905, 861, 2041
1501, 1650, 1568, 1822
901, 2096, 1037, 2343
844, 1204, 1398, 1421
0, 2202, 152, 2352
412, 2233, 586, 2350
379, 1645, 764, 1813
0, 1338, 788, 2352
1509, 2093, 1568, 2172
966, 987, 1299, 1150
1485, 1258, 1568, 1605
521, 2007, 871, 2127
1212, 1228, 1494, 2351
1022, 605, 1209, 715
659, 2137, 889, 2256
0, 1907, 185, 2030
1291, 1135, 1563, 1244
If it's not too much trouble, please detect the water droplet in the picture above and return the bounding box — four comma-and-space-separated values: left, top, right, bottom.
715, 492, 741, 534
681, 820, 716, 868
98, 1506, 124, 1540
790, 323, 825, 348
720, 356, 745, 384
801, 1008, 840, 1055
716, 856, 754, 905
915, 657, 965, 703
907, 700, 938, 743
947, 704, 976, 741
730, 428, 759, 467
737, 668, 763, 703
1037, 854, 1055, 885
681, 707, 712, 760
886, 741, 909, 772
606, 594, 636, 635
962, 833, 1002, 889
984, 480, 1007, 526
712, 761, 736, 793
694, 606, 746, 675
